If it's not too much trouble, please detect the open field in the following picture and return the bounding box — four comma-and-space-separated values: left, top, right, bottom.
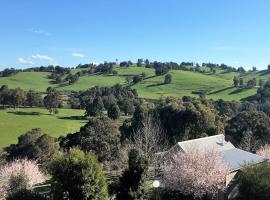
0, 108, 87, 147
0, 66, 262, 101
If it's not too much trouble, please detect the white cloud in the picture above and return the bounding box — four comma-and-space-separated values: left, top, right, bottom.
72, 53, 85, 58
28, 28, 51, 36
32, 54, 53, 61
17, 58, 34, 65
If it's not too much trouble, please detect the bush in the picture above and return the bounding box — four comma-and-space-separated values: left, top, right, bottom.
6, 189, 47, 200
117, 149, 148, 200
237, 162, 270, 200
49, 148, 108, 200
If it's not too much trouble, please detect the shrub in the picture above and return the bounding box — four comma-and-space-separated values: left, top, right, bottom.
49, 148, 108, 200
238, 162, 270, 200
6, 189, 47, 200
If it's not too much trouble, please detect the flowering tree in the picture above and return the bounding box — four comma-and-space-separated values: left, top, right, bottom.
257, 144, 270, 160
161, 147, 229, 199
0, 159, 44, 198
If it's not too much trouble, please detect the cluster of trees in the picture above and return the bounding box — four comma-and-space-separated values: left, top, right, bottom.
0, 68, 20, 77
78, 84, 139, 119
233, 76, 257, 88
0, 86, 43, 109
0, 85, 61, 113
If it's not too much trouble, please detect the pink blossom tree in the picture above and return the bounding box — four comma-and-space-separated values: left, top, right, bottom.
0, 159, 44, 198
257, 144, 270, 160
161, 147, 229, 199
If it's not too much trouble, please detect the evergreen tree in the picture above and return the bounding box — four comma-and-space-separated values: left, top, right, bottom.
117, 149, 148, 200
108, 103, 120, 120
49, 149, 108, 200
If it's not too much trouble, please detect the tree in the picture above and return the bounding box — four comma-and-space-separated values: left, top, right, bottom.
26, 90, 43, 107
123, 100, 135, 116
233, 76, 239, 87
225, 111, 270, 152
49, 148, 108, 200
126, 114, 168, 165
137, 59, 144, 67
9, 88, 26, 109
43, 88, 60, 114
5, 128, 59, 165
108, 103, 120, 120
161, 147, 229, 199
257, 144, 270, 160
0, 159, 44, 198
60, 116, 120, 164
164, 74, 172, 84
239, 78, 244, 87
85, 96, 104, 117
117, 149, 148, 200
132, 75, 143, 84
237, 162, 270, 200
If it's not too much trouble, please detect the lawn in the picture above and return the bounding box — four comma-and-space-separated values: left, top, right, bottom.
0, 108, 87, 147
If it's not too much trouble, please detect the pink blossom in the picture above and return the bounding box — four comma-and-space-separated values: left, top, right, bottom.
161, 147, 229, 199
257, 144, 270, 160
0, 159, 44, 197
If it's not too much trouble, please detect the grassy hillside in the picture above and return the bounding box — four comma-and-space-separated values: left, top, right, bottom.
0, 108, 87, 147
0, 72, 51, 92
0, 66, 264, 101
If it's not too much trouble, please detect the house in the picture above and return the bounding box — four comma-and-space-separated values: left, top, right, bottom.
161, 134, 267, 200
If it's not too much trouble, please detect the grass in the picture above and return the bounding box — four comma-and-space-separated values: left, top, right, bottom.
0, 72, 51, 92
0, 66, 260, 101
0, 108, 87, 147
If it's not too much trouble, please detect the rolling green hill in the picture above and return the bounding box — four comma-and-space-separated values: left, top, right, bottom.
0, 66, 265, 101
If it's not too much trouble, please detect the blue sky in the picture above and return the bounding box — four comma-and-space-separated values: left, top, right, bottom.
0, 0, 270, 70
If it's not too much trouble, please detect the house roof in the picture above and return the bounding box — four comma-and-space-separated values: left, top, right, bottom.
176, 134, 235, 152
164, 134, 267, 172
222, 148, 266, 172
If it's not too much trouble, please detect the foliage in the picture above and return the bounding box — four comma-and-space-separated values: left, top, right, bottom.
0, 159, 44, 198
126, 114, 168, 165
60, 116, 120, 164
161, 147, 229, 199
107, 103, 120, 120
49, 148, 108, 200
43, 87, 60, 114
225, 111, 270, 152
85, 96, 104, 117
164, 74, 172, 84
117, 149, 148, 200
26, 90, 43, 107
257, 144, 270, 159
6, 188, 47, 200
237, 162, 270, 200
5, 128, 59, 166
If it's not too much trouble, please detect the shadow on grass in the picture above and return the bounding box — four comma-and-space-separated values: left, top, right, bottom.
208, 86, 234, 95
146, 82, 165, 88
229, 87, 249, 95
7, 111, 43, 116
58, 116, 85, 120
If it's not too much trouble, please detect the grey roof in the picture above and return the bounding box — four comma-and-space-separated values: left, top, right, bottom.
164, 134, 267, 172
176, 134, 235, 152
222, 148, 267, 172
